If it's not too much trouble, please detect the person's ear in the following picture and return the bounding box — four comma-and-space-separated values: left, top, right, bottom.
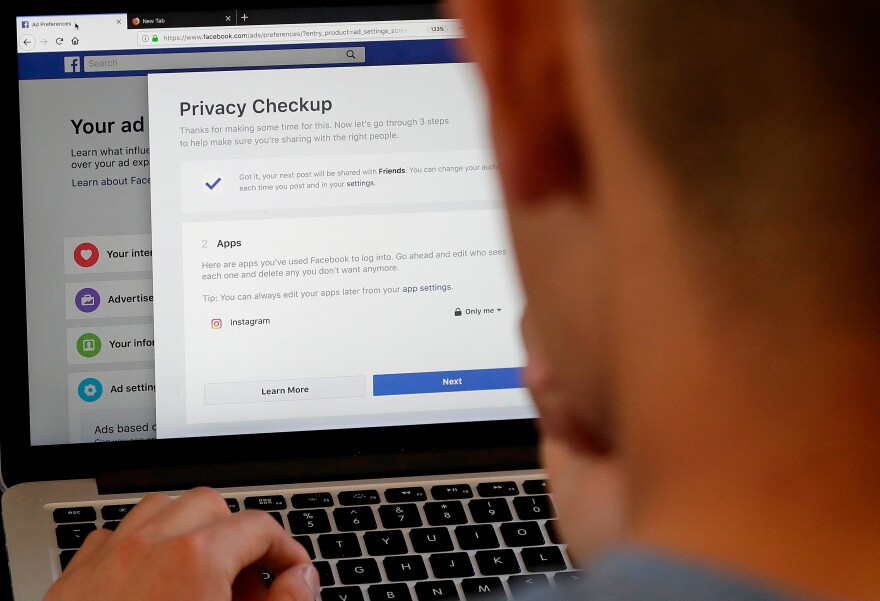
446, 0, 585, 204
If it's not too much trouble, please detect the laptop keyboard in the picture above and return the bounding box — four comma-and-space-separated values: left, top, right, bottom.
52, 476, 581, 600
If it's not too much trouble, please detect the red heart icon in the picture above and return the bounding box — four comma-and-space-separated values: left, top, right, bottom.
74, 242, 99, 268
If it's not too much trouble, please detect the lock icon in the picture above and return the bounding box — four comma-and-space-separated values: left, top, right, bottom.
454, 308, 462, 317
152, 35, 158, 42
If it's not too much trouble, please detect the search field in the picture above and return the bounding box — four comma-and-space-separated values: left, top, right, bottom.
84, 47, 365, 72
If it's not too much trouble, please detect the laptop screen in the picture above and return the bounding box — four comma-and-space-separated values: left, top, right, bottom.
16, 3, 534, 447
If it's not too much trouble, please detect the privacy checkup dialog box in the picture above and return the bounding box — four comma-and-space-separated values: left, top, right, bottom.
147, 63, 534, 439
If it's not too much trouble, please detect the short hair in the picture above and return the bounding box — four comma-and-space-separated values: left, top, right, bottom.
591, 1, 880, 313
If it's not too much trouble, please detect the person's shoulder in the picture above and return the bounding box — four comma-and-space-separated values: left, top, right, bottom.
535, 546, 830, 601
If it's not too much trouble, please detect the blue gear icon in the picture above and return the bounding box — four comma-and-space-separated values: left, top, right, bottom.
77, 377, 103, 402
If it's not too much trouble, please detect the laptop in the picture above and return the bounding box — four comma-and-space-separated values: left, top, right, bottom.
2, 2, 577, 599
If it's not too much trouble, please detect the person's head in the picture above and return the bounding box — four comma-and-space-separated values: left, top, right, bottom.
451, 0, 880, 575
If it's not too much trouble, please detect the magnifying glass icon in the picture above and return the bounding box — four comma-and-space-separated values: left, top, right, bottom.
346, 49, 356, 60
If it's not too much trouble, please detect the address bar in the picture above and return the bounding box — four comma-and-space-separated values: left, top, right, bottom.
137, 19, 462, 47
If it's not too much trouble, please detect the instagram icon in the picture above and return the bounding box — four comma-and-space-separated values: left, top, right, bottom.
211, 318, 222, 329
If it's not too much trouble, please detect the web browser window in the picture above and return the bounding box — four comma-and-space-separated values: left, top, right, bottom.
17, 7, 534, 445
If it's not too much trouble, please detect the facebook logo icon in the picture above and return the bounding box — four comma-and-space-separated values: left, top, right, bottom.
64, 56, 81, 73
21, 21, 29, 28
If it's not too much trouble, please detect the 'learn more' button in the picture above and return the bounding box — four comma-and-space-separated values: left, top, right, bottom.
205, 375, 365, 405
373, 367, 523, 396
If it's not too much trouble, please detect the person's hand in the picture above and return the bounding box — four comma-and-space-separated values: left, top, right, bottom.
45, 487, 318, 601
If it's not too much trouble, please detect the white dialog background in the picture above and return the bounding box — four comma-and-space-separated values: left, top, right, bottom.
148, 63, 534, 439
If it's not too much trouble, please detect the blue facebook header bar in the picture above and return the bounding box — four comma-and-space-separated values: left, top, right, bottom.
18, 39, 460, 80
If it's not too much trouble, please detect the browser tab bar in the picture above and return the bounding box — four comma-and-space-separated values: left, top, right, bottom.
126, 6, 438, 29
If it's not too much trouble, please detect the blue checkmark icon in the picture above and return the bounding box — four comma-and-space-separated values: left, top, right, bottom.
205, 177, 222, 190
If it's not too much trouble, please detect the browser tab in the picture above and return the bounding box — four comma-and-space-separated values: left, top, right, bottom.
127, 11, 238, 29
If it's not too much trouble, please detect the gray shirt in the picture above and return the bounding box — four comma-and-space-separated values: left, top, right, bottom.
541, 546, 827, 601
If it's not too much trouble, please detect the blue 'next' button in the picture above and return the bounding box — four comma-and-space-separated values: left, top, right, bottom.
373, 367, 523, 396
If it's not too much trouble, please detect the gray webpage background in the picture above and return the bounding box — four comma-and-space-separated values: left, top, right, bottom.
19, 64, 532, 445
21, 76, 154, 445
